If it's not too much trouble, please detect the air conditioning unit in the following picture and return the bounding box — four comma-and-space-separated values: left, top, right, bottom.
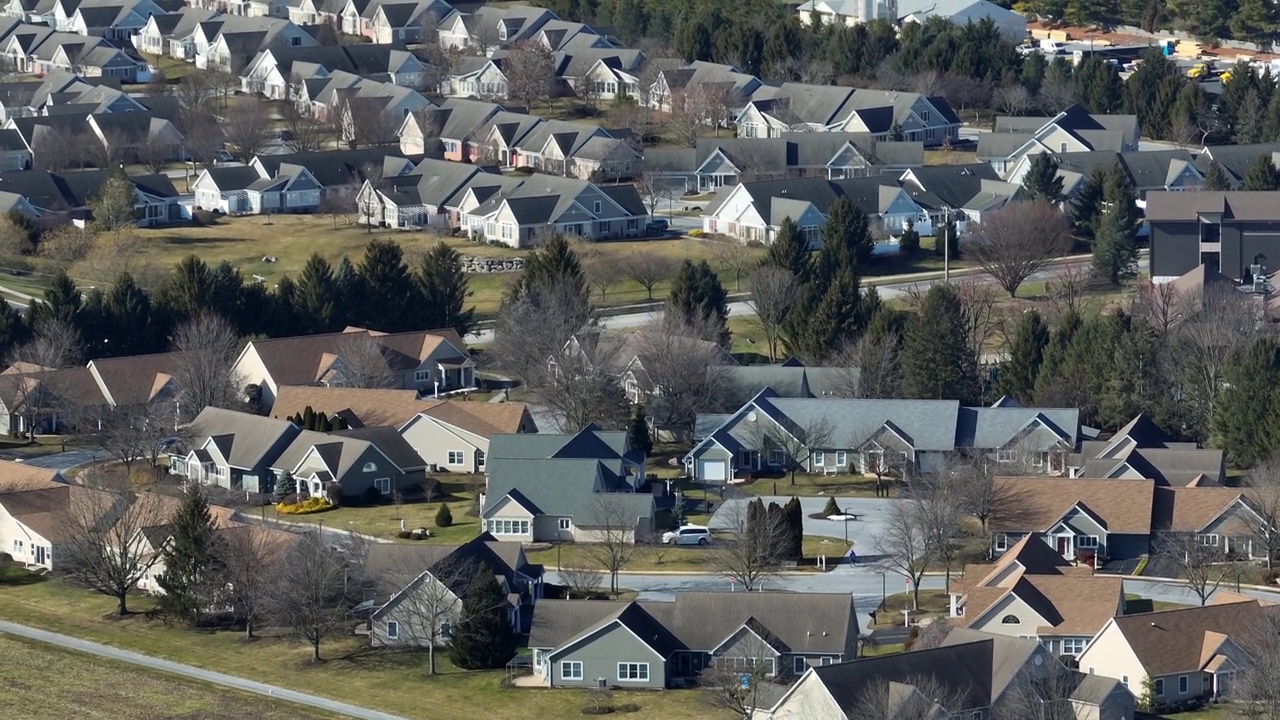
596, 678, 608, 689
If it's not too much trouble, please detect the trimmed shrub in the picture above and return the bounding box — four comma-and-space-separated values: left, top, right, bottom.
276, 497, 334, 515
435, 503, 454, 528
822, 497, 841, 517
362, 486, 383, 506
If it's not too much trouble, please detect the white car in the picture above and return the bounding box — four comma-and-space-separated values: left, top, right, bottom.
662, 525, 712, 546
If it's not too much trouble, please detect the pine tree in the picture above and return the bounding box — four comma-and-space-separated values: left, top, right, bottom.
1202, 159, 1231, 191
1232, 0, 1277, 50
802, 266, 864, 361
156, 255, 216, 324
302, 406, 316, 430
761, 217, 811, 282
627, 407, 653, 455
0, 301, 28, 360
90, 169, 140, 233
1244, 154, 1279, 191
901, 284, 980, 404
435, 503, 453, 528
512, 234, 587, 302
784, 496, 803, 562
449, 565, 518, 669
416, 241, 475, 337
995, 309, 1050, 404
1021, 153, 1064, 204
1234, 88, 1265, 144
889, 122, 904, 141
1071, 167, 1107, 235
668, 259, 729, 344
295, 253, 343, 333
102, 272, 155, 356
1263, 92, 1280, 142
899, 220, 920, 255
1092, 202, 1139, 286
1213, 338, 1280, 467
31, 270, 82, 329
156, 487, 220, 625
818, 197, 873, 271
274, 471, 296, 501
334, 255, 362, 324
356, 238, 418, 332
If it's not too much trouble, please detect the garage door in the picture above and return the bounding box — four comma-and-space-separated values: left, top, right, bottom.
699, 459, 727, 481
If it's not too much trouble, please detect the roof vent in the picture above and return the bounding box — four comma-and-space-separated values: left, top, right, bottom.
822, 631, 828, 636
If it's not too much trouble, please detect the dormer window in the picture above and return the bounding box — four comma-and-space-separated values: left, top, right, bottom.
497, 22, 507, 40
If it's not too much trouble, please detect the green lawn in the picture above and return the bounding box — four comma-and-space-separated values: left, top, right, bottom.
730, 473, 896, 498
0, 634, 340, 719
874, 590, 950, 627
860, 641, 905, 657
285, 496, 483, 545
1124, 593, 1191, 613
0, 579, 726, 720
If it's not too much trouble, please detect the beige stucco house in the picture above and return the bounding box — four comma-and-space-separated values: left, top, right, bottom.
399, 401, 537, 474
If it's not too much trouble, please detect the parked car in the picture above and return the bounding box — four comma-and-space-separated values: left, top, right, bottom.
662, 525, 711, 546
645, 219, 669, 236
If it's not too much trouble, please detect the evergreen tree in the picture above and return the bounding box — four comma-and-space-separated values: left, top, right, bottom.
102, 272, 155, 356
1202, 159, 1231, 190
415, 241, 475, 337
802, 266, 864, 361
449, 565, 518, 669
901, 284, 979, 404
334, 255, 363, 322
818, 197, 873, 271
1213, 338, 1280, 467
889, 122, 904, 141
626, 407, 653, 456
1020, 153, 1064, 204
295, 253, 343, 333
89, 169, 140, 233
268, 275, 300, 337
435, 503, 453, 528
1234, 88, 1265, 144
31, 270, 82, 329
1092, 201, 1140, 286
784, 496, 803, 562
274, 471, 295, 501
995, 309, 1050, 404
512, 234, 587, 301
761, 217, 811, 282
899, 220, 920, 255
1263, 91, 1280, 142
667, 259, 729, 344
0, 301, 28, 360
302, 406, 316, 430
356, 238, 418, 332
1243, 154, 1279, 191
1071, 167, 1107, 235
156, 487, 220, 625
1232, 0, 1277, 55
157, 255, 216, 325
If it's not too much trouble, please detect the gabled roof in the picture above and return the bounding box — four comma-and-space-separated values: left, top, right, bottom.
186, 407, 300, 470
199, 166, 263, 191
270, 385, 439, 428
1152, 486, 1264, 533
86, 351, 181, 406
804, 640, 996, 713
254, 147, 410, 187
1146, 191, 1280, 222
0, 459, 66, 491
1109, 600, 1268, 675
988, 478, 1155, 534
241, 327, 466, 388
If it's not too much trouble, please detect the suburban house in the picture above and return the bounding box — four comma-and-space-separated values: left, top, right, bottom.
458, 173, 647, 247
528, 592, 860, 688
399, 401, 537, 474
896, 0, 1027, 36
194, 17, 317, 73
565, 48, 645, 104
435, 5, 557, 53
1145, 191, 1280, 283
356, 157, 486, 230
480, 425, 651, 543
644, 134, 924, 195
170, 406, 427, 499
232, 326, 473, 411
1152, 486, 1276, 562
645, 60, 761, 114
85, 351, 181, 410
736, 83, 961, 147
132, 7, 216, 57
0, 126, 30, 170
1077, 598, 1272, 706
365, 534, 544, 644
686, 391, 1080, 482
133, 506, 283, 595
978, 104, 1142, 176
192, 166, 268, 214
500, 119, 638, 180
251, 147, 416, 203
989, 478, 1156, 565
717, 362, 855, 408
1003, 149, 1203, 199
397, 98, 506, 159
950, 534, 1125, 659
701, 175, 934, 244
1070, 414, 1225, 486
0, 168, 182, 227
758, 628, 1132, 720
0, 364, 106, 434
896, 163, 1017, 231
240, 44, 429, 99
445, 56, 509, 100
271, 385, 467, 429
1192, 142, 1280, 189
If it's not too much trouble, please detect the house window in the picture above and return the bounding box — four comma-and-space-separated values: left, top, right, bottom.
415, 369, 431, 381
386, 621, 399, 639
374, 477, 391, 494
1179, 676, 1189, 694
593, 201, 601, 213
363, 462, 378, 472
813, 451, 826, 466
1122, 675, 1129, 687
835, 451, 847, 467
1059, 143, 1067, 153
770, 450, 785, 466
561, 661, 584, 680
617, 663, 650, 682
477, 450, 486, 471
793, 656, 807, 674
212, 465, 226, 478
1155, 678, 1165, 697
487, 519, 530, 535
994, 534, 1009, 552
559, 518, 572, 531
1001, 615, 1020, 624
1061, 637, 1087, 655
11, 539, 22, 555
820, 657, 832, 666
921, 110, 930, 123
1199, 534, 1220, 546
996, 449, 1016, 463
447, 451, 465, 465
1077, 535, 1098, 549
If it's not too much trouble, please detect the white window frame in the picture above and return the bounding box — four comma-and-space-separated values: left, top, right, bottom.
835, 450, 847, 466
1178, 675, 1188, 694
1031, 451, 1047, 467
386, 620, 399, 639
559, 518, 572, 531
561, 660, 583, 680
11, 539, 22, 555
996, 449, 1016, 463
813, 450, 826, 466
414, 369, 430, 381
1061, 637, 1087, 655
374, 477, 391, 494
1001, 614, 1020, 625
1155, 678, 1165, 697
447, 450, 466, 466
1199, 533, 1220, 546
793, 656, 806, 674
994, 534, 1009, 552
617, 662, 649, 682
1076, 535, 1098, 549
820, 657, 832, 666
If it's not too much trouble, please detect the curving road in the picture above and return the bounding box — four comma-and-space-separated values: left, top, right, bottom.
0, 619, 402, 720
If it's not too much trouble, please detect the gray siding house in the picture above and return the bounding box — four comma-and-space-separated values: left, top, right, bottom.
686, 390, 1080, 483
1145, 191, 1280, 282
990, 478, 1156, 564
528, 592, 860, 689
170, 407, 301, 494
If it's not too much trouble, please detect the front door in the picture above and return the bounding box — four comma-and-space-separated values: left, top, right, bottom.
33, 546, 46, 565
1056, 536, 1073, 558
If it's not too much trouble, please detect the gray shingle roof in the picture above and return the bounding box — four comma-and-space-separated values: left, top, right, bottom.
956, 407, 1080, 451
1146, 191, 1280, 222
766, 397, 963, 451
186, 407, 299, 469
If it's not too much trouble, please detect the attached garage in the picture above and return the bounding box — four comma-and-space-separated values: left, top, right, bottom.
699, 459, 728, 482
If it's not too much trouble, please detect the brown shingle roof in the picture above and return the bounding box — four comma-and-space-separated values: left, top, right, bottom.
418, 400, 534, 437
989, 478, 1155, 534
246, 326, 468, 388
87, 352, 182, 406
1111, 600, 1266, 675
1152, 486, 1259, 533
0, 459, 65, 490
270, 385, 440, 428
0, 366, 106, 410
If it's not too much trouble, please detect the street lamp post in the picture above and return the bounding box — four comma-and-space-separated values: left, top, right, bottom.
880, 571, 886, 611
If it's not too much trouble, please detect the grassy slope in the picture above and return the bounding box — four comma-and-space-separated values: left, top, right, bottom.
0, 634, 339, 720
0, 579, 725, 720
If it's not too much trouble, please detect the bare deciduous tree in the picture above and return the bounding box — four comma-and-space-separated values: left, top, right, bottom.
747, 266, 797, 363
847, 674, 972, 720
913, 473, 965, 593
994, 663, 1085, 720
336, 333, 395, 388
1168, 283, 1259, 438
992, 84, 1033, 116
953, 279, 1001, 365
636, 171, 683, 219
1044, 262, 1093, 322
376, 552, 479, 675
504, 41, 555, 107
710, 238, 755, 292
748, 415, 835, 485
223, 98, 273, 161
171, 314, 242, 422
37, 225, 95, 271
57, 482, 170, 615
965, 202, 1073, 298
4, 319, 83, 440
346, 97, 400, 149
579, 496, 639, 595
700, 638, 786, 719
269, 529, 366, 662
830, 333, 902, 400
282, 101, 328, 153
1153, 532, 1227, 606
709, 500, 788, 592
559, 565, 603, 598
1131, 279, 1186, 337
1232, 610, 1280, 720
1244, 460, 1280, 572
630, 314, 733, 430
618, 253, 677, 301
220, 523, 287, 639
876, 501, 932, 610
584, 251, 624, 303
94, 404, 178, 477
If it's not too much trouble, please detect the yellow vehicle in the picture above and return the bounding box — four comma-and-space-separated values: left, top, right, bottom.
1220, 68, 1235, 84
1187, 62, 1210, 79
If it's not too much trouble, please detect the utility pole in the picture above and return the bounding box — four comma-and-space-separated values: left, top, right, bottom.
942, 207, 951, 282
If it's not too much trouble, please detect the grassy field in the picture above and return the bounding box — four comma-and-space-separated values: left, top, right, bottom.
874, 590, 949, 627
0, 634, 340, 720
923, 150, 979, 165
0, 579, 726, 720
122, 216, 760, 317
284, 497, 484, 544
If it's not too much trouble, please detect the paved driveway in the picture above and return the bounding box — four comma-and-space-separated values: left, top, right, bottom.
5, 449, 107, 472
708, 495, 895, 551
